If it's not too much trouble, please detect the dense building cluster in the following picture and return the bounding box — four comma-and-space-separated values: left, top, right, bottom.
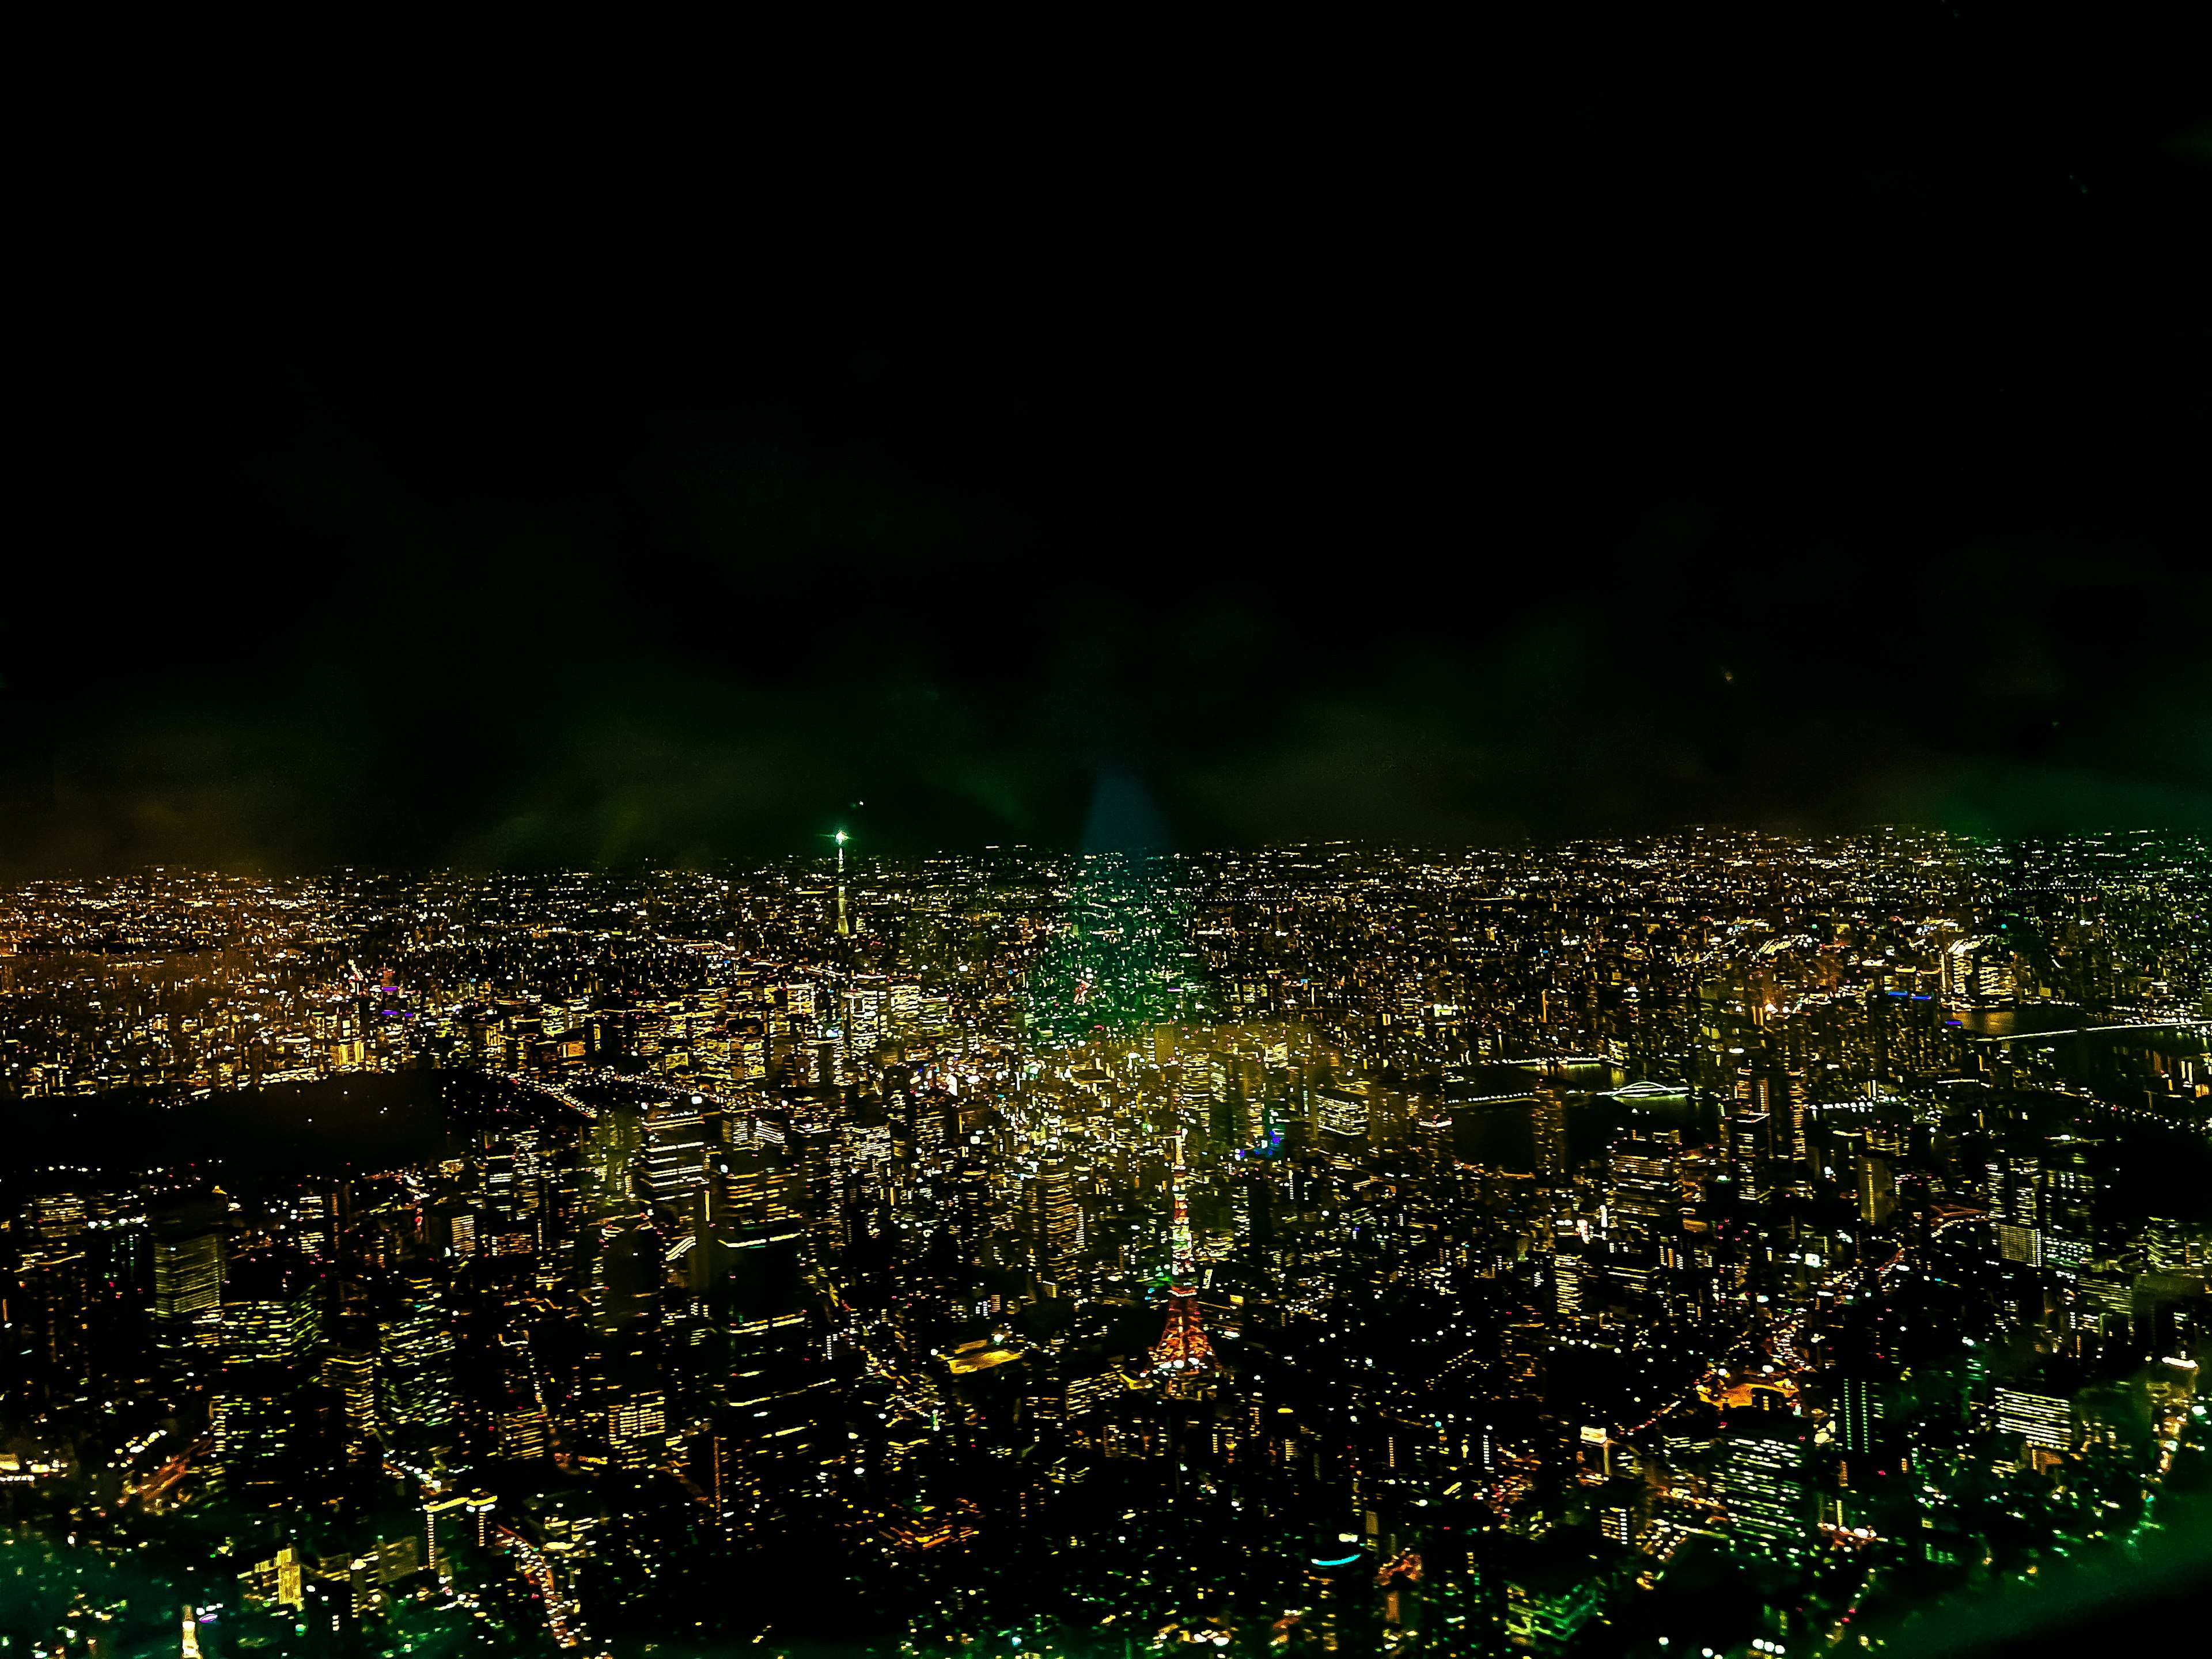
1, 831, 2208, 1658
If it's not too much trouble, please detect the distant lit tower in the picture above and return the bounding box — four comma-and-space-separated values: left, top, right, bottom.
833, 828, 852, 936
1149, 1135, 1214, 1385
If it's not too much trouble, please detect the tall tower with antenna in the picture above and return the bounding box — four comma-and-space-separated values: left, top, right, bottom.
833, 828, 851, 936
1149, 1133, 1214, 1386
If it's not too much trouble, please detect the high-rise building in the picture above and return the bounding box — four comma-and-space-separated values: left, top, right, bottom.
225, 1277, 320, 1365
843, 980, 887, 1056
25, 1191, 86, 1246
588, 1218, 662, 1336
643, 1099, 709, 1218
377, 1279, 457, 1433
1316, 1086, 1367, 1166
1733, 1063, 1768, 1119
709, 1237, 845, 1496
1606, 1139, 1677, 1248
1497, 1543, 1602, 1654
1720, 1419, 1812, 1561
497, 1405, 549, 1460
888, 980, 921, 1035
1414, 1107, 1453, 1178
1942, 937, 2017, 1007
12, 1195, 94, 1378
1730, 1113, 1772, 1203
2042, 1140, 2099, 1271
1995, 1222, 2043, 1267
607, 1391, 668, 1470
1995, 1384, 2072, 1455
1998, 1154, 2041, 1228
150, 1199, 227, 1353
1533, 1088, 1569, 1180
324, 1349, 378, 1461
1857, 1154, 1896, 1228
1553, 1251, 1583, 1319
2141, 1217, 2208, 1272
719, 1150, 797, 1234
1035, 1152, 1083, 1288
1835, 1366, 1889, 1456
424, 1492, 495, 1577
213, 1256, 323, 1505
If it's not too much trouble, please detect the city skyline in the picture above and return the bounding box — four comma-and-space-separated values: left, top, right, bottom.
7, 10, 2205, 1654
1, 830, 2207, 1656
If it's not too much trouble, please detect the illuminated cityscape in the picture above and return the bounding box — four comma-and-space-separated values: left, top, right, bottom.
2, 832, 2207, 1656
7, 10, 2205, 1650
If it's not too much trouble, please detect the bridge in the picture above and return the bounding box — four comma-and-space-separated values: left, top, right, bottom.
1971, 1019, 2210, 1046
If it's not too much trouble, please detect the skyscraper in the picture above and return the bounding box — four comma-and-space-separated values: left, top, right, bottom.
1994, 1381, 2073, 1457
1835, 1365, 1890, 1457
1533, 1087, 1569, 1181
1730, 1112, 1771, 1203
150, 1198, 226, 1354
1720, 1419, 1813, 1562
843, 980, 887, 1058
2041, 1139, 2099, 1271
213, 1255, 323, 1505
643, 1098, 709, 1218
1035, 1152, 1082, 1289
1857, 1153, 1896, 1228
324, 1348, 378, 1462
1782, 1068, 1809, 1165
13, 1196, 93, 1381
377, 1276, 457, 1433
1606, 1140, 1677, 1248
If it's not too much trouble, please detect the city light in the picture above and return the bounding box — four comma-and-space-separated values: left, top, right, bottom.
0, 832, 2205, 1652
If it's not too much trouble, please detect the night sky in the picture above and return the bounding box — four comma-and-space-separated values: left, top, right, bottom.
10, 20, 2206, 876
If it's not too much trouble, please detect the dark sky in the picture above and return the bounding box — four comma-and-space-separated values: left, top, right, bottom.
10, 18, 2207, 875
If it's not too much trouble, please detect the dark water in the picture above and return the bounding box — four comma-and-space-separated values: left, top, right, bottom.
1445, 1071, 2210, 1219
1452, 1084, 1711, 1172
2, 1069, 560, 1194
2003, 1086, 2212, 1223
1453, 1107, 1535, 1168
1956, 1005, 2090, 1037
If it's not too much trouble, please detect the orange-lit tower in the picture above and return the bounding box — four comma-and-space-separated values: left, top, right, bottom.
1149, 1134, 1214, 1381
